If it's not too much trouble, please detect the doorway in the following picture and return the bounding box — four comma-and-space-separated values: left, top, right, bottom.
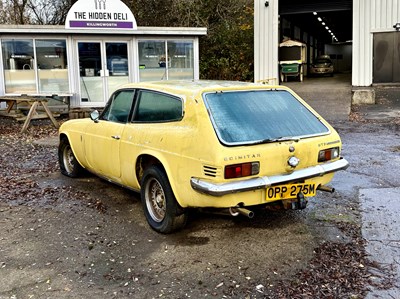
77, 41, 129, 104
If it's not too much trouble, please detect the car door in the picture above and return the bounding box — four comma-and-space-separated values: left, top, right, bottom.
84, 89, 135, 180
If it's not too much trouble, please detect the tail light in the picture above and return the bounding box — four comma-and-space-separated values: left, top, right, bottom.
225, 162, 260, 179
318, 147, 340, 162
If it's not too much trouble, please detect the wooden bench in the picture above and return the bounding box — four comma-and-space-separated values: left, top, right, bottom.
0, 95, 61, 133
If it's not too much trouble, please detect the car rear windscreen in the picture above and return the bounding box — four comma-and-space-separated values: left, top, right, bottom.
204, 89, 329, 145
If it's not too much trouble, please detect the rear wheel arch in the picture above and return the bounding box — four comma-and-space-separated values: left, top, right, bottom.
139, 162, 188, 233
135, 154, 181, 205
136, 154, 185, 208
136, 154, 165, 186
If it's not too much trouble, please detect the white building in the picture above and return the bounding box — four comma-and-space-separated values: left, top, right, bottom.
0, 0, 206, 110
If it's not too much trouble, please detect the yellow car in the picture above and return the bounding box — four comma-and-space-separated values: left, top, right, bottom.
59, 80, 349, 233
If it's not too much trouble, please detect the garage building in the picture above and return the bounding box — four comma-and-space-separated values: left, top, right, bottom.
255, 0, 400, 101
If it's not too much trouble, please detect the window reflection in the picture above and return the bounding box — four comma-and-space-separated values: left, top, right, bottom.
138, 41, 166, 81
78, 42, 103, 102
36, 39, 69, 93
168, 41, 194, 80
138, 40, 194, 81
106, 42, 129, 97
1, 39, 70, 94
2, 39, 36, 93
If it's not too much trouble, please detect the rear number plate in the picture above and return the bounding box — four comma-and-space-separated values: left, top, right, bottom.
266, 183, 316, 201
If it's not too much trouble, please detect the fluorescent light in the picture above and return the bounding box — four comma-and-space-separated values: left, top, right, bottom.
318, 17, 322, 21
325, 26, 329, 30
313, 12, 317, 15
322, 22, 326, 25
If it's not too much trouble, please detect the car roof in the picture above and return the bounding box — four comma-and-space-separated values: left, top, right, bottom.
317, 54, 331, 59
118, 80, 283, 96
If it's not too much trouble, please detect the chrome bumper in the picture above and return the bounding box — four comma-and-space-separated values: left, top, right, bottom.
190, 158, 349, 197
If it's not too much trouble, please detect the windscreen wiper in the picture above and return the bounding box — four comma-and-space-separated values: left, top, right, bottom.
252, 136, 300, 145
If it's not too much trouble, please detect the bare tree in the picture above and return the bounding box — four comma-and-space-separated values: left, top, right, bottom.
0, 0, 31, 24
26, 0, 74, 25
0, 0, 76, 25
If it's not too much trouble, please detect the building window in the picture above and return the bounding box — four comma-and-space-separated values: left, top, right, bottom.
167, 41, 194, 80
1, 39, 69, 94
36, 39, 69, 93
138, 40, 194, 81
2, 39, 36, 93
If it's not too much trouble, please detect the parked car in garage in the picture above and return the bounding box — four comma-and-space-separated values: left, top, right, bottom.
58, 80, 349, 233
309, 55, 334, 76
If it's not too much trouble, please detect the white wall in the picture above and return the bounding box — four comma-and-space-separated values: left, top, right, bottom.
254, 0, 279, 84
353, 0, 400, 86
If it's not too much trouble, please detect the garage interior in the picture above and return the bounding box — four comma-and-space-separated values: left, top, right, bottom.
278, 0, 353, 78
275, 0, 354, 121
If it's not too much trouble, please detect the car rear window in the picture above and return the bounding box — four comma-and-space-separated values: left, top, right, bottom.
204, 89, 329, 145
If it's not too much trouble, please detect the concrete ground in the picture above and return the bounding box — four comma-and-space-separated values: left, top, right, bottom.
361, 188, 400, 298
283, 72, 400, 124
286, 74, 400, 298
282, 73, 352, 121
358, 86, 400, 122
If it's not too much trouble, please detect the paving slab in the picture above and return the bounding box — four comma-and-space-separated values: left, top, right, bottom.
360, 187, 400, 298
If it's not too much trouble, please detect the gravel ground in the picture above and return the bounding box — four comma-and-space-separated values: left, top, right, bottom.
0, 115, 397, 299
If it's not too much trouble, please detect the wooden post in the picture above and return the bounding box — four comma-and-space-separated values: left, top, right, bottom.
40, 100, 59, 129
21, 101, 39, 133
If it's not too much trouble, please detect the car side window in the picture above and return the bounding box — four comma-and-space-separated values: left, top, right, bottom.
101, 90, 135, 123
134, 90, 183, 122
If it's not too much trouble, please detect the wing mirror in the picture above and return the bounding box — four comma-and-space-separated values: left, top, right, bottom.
90, 110, 100, 123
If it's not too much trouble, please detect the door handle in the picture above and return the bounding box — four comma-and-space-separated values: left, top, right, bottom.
111, 135, 120, 140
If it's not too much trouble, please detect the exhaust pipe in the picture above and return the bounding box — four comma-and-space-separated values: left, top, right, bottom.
229, 207, 254, 219
317, 185, 335, 193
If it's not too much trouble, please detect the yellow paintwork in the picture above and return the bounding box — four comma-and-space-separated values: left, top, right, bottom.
59, 80, 344, 209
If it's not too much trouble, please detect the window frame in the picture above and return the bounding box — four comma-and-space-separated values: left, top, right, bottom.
100, 88, 136, 123
1, 38, 70, 94
137, 39, 195, 82
203, 88, 330, 146
132, 89, 184, 123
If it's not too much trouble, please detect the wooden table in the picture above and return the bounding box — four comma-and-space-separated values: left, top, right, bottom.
0, 95, 59, 133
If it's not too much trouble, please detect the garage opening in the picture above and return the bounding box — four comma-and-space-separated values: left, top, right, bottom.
278, 0, 353, 82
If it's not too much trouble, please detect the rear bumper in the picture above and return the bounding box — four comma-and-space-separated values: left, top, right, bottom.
190, 158, 349, 197
310, 68, 333, 74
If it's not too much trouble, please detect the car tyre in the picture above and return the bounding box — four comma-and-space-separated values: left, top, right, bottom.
141, 166, 187, 233
59, 138, 83, 178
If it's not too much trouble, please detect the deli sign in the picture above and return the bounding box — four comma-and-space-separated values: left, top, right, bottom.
65, 0, 137, 30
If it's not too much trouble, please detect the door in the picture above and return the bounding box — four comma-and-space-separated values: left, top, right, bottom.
78, 41, 129, 104
84, 121, 125, 179
373, 32, 400, 83
84, 89, 135, 180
